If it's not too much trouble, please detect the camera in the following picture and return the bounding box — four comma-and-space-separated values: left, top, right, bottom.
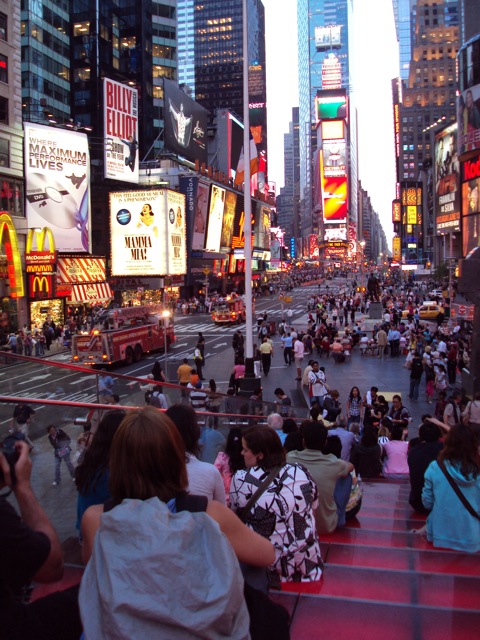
0, 434, 21, 484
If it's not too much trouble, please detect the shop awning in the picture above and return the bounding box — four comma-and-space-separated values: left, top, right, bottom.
68, 282, 113, 304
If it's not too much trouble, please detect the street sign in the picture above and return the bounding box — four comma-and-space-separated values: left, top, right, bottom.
278, 294, 285, 301
203, 267, 210, 276
458, 305, 466, 315
283, 296, 293, 303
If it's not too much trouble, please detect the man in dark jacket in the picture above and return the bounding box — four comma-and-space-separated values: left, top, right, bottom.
407, 420, 443, 513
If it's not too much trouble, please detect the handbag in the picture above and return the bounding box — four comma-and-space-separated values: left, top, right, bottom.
57, 445, 71, 458
437, 459, 480, 521
237, 465, 282, 523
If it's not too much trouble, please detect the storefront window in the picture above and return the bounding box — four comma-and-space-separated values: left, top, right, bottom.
30, 299, 64, 330
0, 179, 24, 216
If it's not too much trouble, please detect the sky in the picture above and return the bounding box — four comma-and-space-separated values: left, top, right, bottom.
261, 0, 399, 240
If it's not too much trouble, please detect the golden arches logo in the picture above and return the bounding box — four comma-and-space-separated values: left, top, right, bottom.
32, 276, 50, 294
26, 227, 56, 254
0, 212, 24, 298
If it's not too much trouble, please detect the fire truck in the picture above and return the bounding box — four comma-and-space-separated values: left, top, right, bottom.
71, 304, 175, 366
211, 297, 250, 325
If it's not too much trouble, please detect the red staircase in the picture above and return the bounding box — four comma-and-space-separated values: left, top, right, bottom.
273, 479, 480, 640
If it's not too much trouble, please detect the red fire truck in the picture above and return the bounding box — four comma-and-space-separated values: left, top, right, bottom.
211, 297, 251, 325
71, 304, 175, 366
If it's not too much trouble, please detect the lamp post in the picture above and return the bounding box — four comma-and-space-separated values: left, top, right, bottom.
162, 309, 171, 381
359, 240, 366, 303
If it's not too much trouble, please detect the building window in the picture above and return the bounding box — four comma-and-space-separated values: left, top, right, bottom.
0, 97, 7, 124
0, 138, 9, 167
0, 13, 6, 41
73, 21, 90, 36
0, 54, 7, 83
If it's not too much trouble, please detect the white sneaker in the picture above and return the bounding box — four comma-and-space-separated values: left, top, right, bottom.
52, 481, 59, 486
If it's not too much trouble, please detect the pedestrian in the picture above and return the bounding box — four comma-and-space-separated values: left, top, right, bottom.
426, 375, 436, 404
274, 387, 292, 418
346, 386, 363, 427
98, 375, 115, 403
280, 332, 293, 366
177, 358, 191, 386
193, 345, 204, 380
151, 359, 166, 388
259, 335, 273, 376
409, 352, 424, 401
47, 425, 75, 485
11, 403, 36, 448
376, 326, 388, 358
196, 332, 205, 360
308, 362, 328, 408
294, 336, 305, 381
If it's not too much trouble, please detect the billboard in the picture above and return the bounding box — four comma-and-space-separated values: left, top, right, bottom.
315, 25, 342, 51
104, 78, 139, 183
315, 89, 347, 122
24, 123, 91, 252
205, 185, 225, 252
435, 124, 460, 233
322, 54, 342, 90
179, 176, 209, 251
109, 189, 186, 276
56, 256, 106, 283
220, 190, 236, 249
457, 85, 480, 154
164, 79, 208, 165
254, 205, 271, 250
322, 140, 346, 176
322, 176, 347, 223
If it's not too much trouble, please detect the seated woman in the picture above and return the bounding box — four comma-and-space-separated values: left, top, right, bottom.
382, 425, 409, 478
350, 427, 383, 478
80, 407, 275, 638
422, 424, 480, 552
229, 426, 323, 584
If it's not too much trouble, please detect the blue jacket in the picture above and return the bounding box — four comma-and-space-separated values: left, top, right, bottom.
422, 459, 480, 552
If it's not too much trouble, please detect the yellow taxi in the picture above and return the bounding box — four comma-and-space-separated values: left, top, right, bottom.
402, 302, 444, 321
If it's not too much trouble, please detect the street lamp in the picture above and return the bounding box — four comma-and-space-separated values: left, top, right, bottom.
359, 241, 366, 302
162, 309, 171, 381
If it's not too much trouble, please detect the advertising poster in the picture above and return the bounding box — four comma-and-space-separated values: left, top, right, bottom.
322, 176, 347, 223
220, 190, 236, 249
110, 189, 186, 276
24, 123, 91, 252
323, 140, 346, 176
434, 124, 460, 233
164, 79, 208, 165
462, 213, 480, 257
458, 85, 480, 154
315, 89, 347, 122
205, 185, 225, 252
253, 205, 271, 250
104, 78, 139, 183
193, 181, 209, 251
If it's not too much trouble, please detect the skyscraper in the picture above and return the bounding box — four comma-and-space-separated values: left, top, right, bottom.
297, 0, 357, 255
397, 0, 460, 264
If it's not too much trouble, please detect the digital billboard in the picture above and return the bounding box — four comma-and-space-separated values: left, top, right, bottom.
254, 205, 271, 250
24, 123, 91, 252
315, 89, 347, 122
323, 140, 346, 176
164, 79, 208, 165
321, 120, 344, 140
322, 54, 342, 90
457, 85, 480, 155
315, 25, 342, 51
109, 189, 186, 276
435, 124, 460, 233
322, 176, 347, 223
104, 78, 139, 184
205, 185, 225, 252
220, 190, 236, 249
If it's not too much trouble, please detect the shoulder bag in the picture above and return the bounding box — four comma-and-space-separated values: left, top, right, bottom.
437, 459, 480, 521
238, 465, 282, 523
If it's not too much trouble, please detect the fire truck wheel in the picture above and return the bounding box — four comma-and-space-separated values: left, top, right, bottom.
134, 344, 143, 362
125, 347, 134, 365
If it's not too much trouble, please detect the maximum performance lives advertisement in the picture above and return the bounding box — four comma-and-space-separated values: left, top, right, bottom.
110, 189, 186, 276
24, 123, 91, 252
104, 77, 139, 183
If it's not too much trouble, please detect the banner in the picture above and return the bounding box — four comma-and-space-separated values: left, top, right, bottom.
164, 79, 208, 165
434, 124, 460, 233
220, 190, 236, 249
104, 78, 139, 183
57, 256, 106, 283
24, 123, 91, 252
205, 185, 225, 252
110, 189, 186, 276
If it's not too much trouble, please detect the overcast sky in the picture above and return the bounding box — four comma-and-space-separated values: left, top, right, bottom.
262, 0, 399, 241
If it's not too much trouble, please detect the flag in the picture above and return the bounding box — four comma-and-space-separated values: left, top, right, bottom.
234, 137, 258, 185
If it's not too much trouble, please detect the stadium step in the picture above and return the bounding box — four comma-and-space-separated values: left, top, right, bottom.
275, 478, 480, 640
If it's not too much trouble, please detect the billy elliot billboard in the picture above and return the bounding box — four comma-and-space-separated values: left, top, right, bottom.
434, 123, 460, 233
24, 123, 91, 253
164, 79, 208, 166
104, 78, 139, 184
109, 189, 186, 276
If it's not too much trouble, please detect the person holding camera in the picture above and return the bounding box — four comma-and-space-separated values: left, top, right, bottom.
0, 438, 82, 639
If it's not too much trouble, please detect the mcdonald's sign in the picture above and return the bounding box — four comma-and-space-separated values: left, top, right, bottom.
0, 212, 24, 298
28, 274, 54, 300
25, 227, 56, 272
